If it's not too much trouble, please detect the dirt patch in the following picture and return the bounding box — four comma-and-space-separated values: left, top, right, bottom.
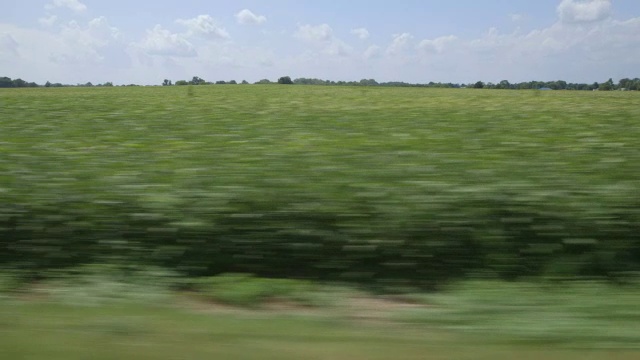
343, 296, 425, 320
174, 291, 428, 322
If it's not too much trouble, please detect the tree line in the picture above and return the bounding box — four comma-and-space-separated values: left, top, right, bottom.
2, 75, 640, 91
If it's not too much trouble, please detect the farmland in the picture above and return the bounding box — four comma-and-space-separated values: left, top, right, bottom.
1, 85, 640, 283
1, 85, 640, 358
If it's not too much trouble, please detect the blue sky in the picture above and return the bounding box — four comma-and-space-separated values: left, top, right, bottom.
1, 0, 639, 85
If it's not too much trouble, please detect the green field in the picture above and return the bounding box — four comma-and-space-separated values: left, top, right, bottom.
2, 279, 640, 359
1, 85, 640, 283
1, 85, 640, 358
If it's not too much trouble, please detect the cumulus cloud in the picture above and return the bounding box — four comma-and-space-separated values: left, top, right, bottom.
138, 25, 197, 57
45, 0, 87, 13
509, 13, 524, 22
417, 35, 458, 53
386, 32, 412, 55
235, 9, 267, 25
59, 17, 120, 49
42, 17, 129, 67
0, 33, 19, 57
363, 44, 381, 59
295, 23, 333, 42
38, 15, 58, 27
176, 15, 230, 40
557, 0, 611, 23
351, 27, 370, 40
295, 24, 352, 57
325, 40, 352, 56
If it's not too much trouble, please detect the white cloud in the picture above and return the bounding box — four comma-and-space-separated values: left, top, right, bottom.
386, 32, 412, 55
295, 23, 333, 42
363, 44, 381, 59
235, 9, 267, 25
59, 17, 120, 52
351, 27, 369, 40
176, 15, 230, 40
325, 40, 352, 56
38, 15, 58, 27
0, 33, 19, 57
33, 17, 124, 67
45, 0, 87, 13
557, 0, 611, 23
138, 25, 197, 57
509, 13, 524, 22
417, 35, 458, 53
294, 24, 353, 57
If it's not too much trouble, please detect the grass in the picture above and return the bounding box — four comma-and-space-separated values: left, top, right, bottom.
2, 85, 639, 210
193, 273, 332, 307
2, 85, 639, 281
1, 85, 640, 357
392, 280, 640, 348
1, 278, 640, 359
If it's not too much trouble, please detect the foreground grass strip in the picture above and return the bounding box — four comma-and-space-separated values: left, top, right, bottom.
1, 301, 639, 360
391, 280, 640, 349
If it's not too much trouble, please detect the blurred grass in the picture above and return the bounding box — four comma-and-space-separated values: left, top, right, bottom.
392, 280, 640, 348
1, 85, 639, 281
2, 86, 638, 197
193, 273, 335, 307
1, 278, 640, 359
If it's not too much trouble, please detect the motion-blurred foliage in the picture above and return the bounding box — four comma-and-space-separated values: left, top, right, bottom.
1, 86, 639, 286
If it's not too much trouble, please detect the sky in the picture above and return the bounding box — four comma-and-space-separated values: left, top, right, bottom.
1, 0, 639, 85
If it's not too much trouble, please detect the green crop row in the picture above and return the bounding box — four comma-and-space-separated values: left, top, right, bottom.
1, 86, 639, 285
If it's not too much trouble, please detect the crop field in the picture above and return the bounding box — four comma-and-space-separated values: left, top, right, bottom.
1, 85, 640, 282
1, 85, 640, 358
3, 86, 638, 195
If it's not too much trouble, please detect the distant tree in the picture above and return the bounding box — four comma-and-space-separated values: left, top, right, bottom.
241, 80, 249, 84
277, 76, 293, 84
255, 79, 272, 84
599, 78, 614, 91
12, 78, 27, 87
190, 76, 205, 85
162, 79, 172, 86
359, 78, 378, 86
606, 78, 615, 89
473, 81, 484, 89
496, 80, 511, 89
103, 82, 113, 87
0, 77, 12, 87
45, 81, 51, 88
215, 80, 226, 85
175, 80, 189, 86
294, 78, 329, 85
228, 80, 237, 84
617, 78, 630, 90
